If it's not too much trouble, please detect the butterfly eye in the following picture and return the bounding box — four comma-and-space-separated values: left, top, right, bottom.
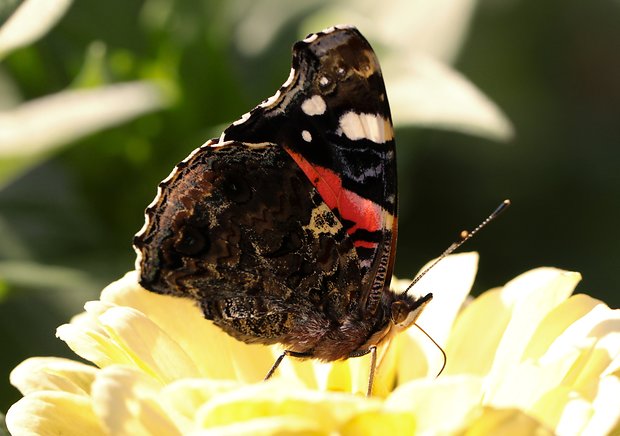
390, 300, 409, 325
318, 75, 331, 88
335, 67, 346, 79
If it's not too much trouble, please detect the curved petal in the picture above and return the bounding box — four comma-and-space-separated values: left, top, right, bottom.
195, 381, 379, 432
386, 375, 484, 434
100, 272, 275, 382
444, 288, 510, 376
582, 376, 620, 436
398, 252, 478, 382
97, 306, 201, 382
10, 357, 97, 396
413, 252, 479, 344
306, 340, 393, 397
534, 298, 620, 398
56, 319, 136, 370
161, 378, 244, 431
6, 391, 105, 436
465, 407, 553, 436
488, 268, 581, 385
191, 416, 324, 436
91, 366, 181, 436
340, 410, 416, 436
522, 294, 603, 362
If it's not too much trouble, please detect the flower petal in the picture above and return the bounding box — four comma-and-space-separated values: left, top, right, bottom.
533, 298, 620, 397
386, 375, 484, 434
532, 385, 592, 435
413, 252, 479, 344
398, 252, 478, 381
488, 268, 581, 384
192, 416, 324, 436
341, 410, 416, 436
464, 407, 553, 436
91, 365, 181, 436
6, 391, 105, 436
100, 272, 275, 382
521, 294, 603, 362
56, 316, 136, 369
582, 376, 620, 435
308, 340, 393, 397
486, 360, 576, 415
97, 305, 201, 382
161, 378, 244, 431
196, 380, 379, 432
10, 357, 97, 396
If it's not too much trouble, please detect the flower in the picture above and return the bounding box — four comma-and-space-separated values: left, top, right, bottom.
7, 253, 620, 435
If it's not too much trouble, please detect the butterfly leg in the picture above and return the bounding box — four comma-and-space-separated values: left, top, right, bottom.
347, 346, 377, 396
264, 350, 313, 381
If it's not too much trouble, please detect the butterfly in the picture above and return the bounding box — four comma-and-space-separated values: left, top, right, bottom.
133, 25, 433, 396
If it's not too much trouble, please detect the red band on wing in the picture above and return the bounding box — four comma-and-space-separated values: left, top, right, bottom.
354, 240, 378, 249
285, 148, 383, 235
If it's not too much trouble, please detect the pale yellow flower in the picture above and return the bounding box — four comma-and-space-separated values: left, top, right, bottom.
7, 253, 620, 435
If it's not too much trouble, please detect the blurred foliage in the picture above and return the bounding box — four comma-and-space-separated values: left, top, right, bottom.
1, 0, 619, 414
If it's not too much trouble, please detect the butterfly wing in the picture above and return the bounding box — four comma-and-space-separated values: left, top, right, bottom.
134, 140, 365, 353
222, 26, 397, 316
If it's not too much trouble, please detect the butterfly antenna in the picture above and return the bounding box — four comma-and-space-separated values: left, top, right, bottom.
414, 323, 447, 377
404, 199, 511, 295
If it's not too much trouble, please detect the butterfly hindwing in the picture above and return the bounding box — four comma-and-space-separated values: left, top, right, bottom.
134, 140, 365, 352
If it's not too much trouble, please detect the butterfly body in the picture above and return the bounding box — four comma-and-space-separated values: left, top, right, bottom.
133, 25, 431, 368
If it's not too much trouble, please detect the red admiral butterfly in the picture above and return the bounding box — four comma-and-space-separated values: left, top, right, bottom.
133, 25, 454, 395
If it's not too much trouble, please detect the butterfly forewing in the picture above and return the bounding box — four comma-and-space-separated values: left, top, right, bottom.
134, 140, 369, 355
221, 26, 398, 316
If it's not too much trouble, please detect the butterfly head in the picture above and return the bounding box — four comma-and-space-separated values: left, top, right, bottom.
389, 292, 433, 333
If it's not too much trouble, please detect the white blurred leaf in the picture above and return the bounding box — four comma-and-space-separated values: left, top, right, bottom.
300, 0, 479, 63
385, 54, 514, 142
0, 81, 170, 157
233, 0, 478, 63
232, 0, 319, 56
0, 0, 73, 60
229, 0, 513, 142
0, 260, 100, 301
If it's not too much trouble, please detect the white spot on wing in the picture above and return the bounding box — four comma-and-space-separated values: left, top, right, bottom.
301, 95, 326, 116
305, 25, 355, 44
282, 68, 296, 87
338, 111, 393, 144
303, 33, 319, 43
232, 111, 252, 126
259, 89, 281, 108
333, 24, 355, 31
302, 130, 312, 142
133, 244, 144, 273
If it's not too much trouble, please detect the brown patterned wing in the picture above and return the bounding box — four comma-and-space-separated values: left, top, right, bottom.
133, 140, 364, 349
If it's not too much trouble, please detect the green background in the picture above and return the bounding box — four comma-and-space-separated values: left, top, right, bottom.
1, 0, 619, 415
